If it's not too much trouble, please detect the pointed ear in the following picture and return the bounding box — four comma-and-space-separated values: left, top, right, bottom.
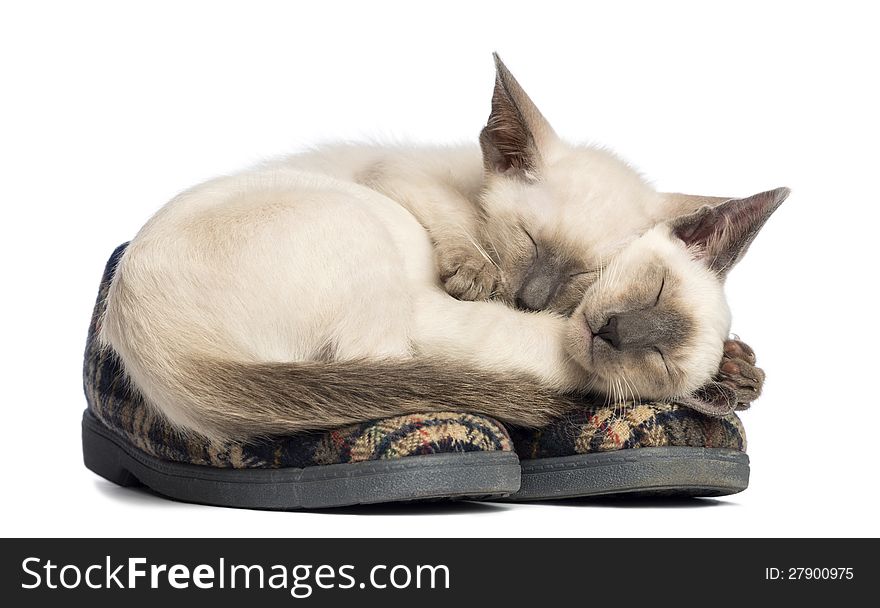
479, 53, 557, 180
668, 187, 790, 276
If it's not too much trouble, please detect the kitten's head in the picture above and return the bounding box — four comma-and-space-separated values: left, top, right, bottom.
478, 54, 663, 314
477, 54, 789, 401
564, 188, 789, 401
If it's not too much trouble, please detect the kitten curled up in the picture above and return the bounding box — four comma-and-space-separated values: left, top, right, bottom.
100, 55, 785, 442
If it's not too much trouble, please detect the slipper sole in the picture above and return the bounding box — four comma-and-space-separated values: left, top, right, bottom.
506, 447, 749, 501
82, 410, 521, 509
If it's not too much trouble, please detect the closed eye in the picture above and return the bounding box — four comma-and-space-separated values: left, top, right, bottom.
569, 269, 598, 279
522, 227, 539, 260
654, 347, 670, 375
654, 275, 666, 306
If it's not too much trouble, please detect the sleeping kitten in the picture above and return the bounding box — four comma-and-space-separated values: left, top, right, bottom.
437, 55, 775, 412
99, 57, 786, 442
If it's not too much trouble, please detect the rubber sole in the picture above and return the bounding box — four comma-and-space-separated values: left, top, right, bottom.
82, 410, 521, 509
506, 447, 749, 501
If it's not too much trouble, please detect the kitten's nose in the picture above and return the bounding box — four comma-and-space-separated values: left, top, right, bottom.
596, 315, 620, 348
514, 296, 533, 311
515, 265, 564, 311
514, 276, 555, 311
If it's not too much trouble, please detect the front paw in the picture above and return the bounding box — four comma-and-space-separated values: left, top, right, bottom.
716, 338, 765, 409
438, 247, 499, 301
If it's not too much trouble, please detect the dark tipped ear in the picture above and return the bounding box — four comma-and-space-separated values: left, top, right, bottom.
669, 187, 790, 276
479, 53, 556, 180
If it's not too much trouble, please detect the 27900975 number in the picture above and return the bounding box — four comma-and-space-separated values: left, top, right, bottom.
765, 568, 854, 581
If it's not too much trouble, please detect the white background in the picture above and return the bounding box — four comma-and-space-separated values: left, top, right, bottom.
2, 0, 878, 538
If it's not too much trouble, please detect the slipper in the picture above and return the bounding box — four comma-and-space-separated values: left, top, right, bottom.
505, 403, 748, 500
82, 245, 520, 509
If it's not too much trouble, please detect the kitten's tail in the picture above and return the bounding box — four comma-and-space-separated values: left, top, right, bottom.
163, 357, 580, 443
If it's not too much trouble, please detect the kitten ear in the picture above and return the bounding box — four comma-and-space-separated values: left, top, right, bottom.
479, 53, 557, 180
668, 187, 790, 276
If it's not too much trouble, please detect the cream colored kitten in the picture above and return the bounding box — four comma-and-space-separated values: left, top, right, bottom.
100, 55, 786, 441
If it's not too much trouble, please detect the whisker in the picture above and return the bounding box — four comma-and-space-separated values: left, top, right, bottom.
482, 230, 503, 264
453, 223, 500, 270
621, 375, 640, 419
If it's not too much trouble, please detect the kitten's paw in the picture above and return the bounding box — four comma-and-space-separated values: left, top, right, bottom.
438, 247, 499, 301
717, 339, 765, 409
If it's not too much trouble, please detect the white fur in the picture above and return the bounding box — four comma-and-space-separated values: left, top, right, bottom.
104, 148, 595, 432
102, 140, 727, 436
485, 144, 662, 260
